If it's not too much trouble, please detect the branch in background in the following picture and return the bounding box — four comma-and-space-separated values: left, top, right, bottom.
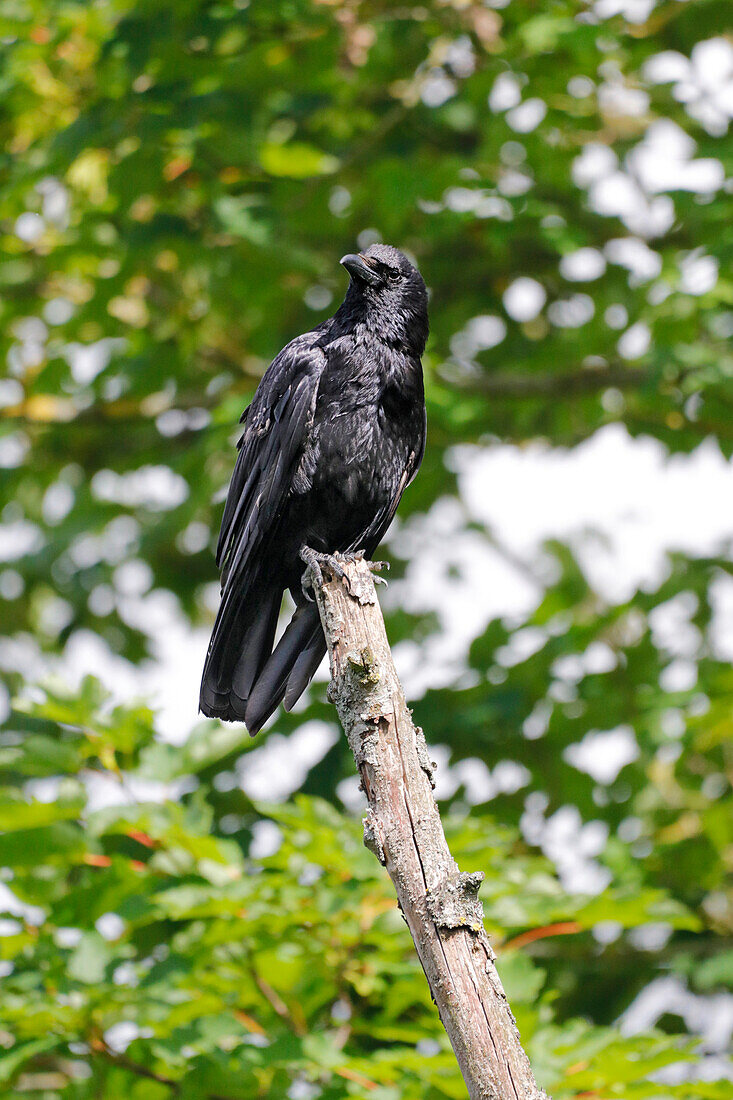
444, 362, 653, 399
96, 1043, 234, 1099
0, 363, 657, 429
310, 556, 549, 1100
95, 1045, 178, 1090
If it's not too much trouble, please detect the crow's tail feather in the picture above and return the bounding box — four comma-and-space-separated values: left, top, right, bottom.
200, 578, 327, 732
283, 627, 327, 712
199, 570, 280, 723
244, 603, 324, 735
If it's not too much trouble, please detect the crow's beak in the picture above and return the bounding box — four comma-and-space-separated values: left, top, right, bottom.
340, 253, 381, 286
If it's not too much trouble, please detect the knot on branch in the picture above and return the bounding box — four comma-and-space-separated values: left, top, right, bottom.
347, 646, 381, 686
427, 871, 485, 934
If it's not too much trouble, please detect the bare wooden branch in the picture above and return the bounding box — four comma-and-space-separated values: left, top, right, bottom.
442, 362, 652, 399
309, 556, 549, 1100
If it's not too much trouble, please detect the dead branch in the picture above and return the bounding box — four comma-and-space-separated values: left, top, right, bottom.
309, 556, 549, 1100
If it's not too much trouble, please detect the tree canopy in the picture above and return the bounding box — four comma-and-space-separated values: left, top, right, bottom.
1, 1, 732, 1097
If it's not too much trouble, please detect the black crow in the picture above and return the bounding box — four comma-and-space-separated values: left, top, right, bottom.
200, 244, 428, 734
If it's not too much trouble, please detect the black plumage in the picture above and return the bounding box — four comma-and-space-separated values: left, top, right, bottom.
199, 244, 429, 734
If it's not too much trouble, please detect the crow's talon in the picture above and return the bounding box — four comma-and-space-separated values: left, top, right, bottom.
300, 546, 352, 594
340, 550, 365, 564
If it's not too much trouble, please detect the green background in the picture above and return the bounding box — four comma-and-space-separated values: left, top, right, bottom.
1, 0, 733, 1096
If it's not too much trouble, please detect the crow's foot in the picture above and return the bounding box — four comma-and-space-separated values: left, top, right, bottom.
367, 558, 389, 586
338, 549, 365, 564
300, 547, 390, 599
300, 546, 351, 601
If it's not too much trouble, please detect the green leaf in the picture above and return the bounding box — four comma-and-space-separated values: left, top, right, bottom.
260, 142, 339, 178
67, 931, 112, 983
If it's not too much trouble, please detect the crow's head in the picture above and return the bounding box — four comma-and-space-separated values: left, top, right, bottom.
339, 244, 428, 355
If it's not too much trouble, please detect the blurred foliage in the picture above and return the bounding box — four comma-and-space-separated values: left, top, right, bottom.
1, 0, 733, 1096
0, 685, 724, 1098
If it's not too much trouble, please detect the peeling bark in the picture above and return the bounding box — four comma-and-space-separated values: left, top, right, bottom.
309, 556, 549, 1100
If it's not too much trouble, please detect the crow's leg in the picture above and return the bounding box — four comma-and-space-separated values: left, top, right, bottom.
299, 545, 352, 600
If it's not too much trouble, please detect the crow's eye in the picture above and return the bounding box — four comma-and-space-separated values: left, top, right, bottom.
371, 260, 400, 282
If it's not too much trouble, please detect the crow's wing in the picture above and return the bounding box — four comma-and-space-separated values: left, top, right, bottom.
248, 414, 426, 732
215, 338, 325, 591
200, 340, 323, 723
274, 408, 426, 724
355, 403, 427, 554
